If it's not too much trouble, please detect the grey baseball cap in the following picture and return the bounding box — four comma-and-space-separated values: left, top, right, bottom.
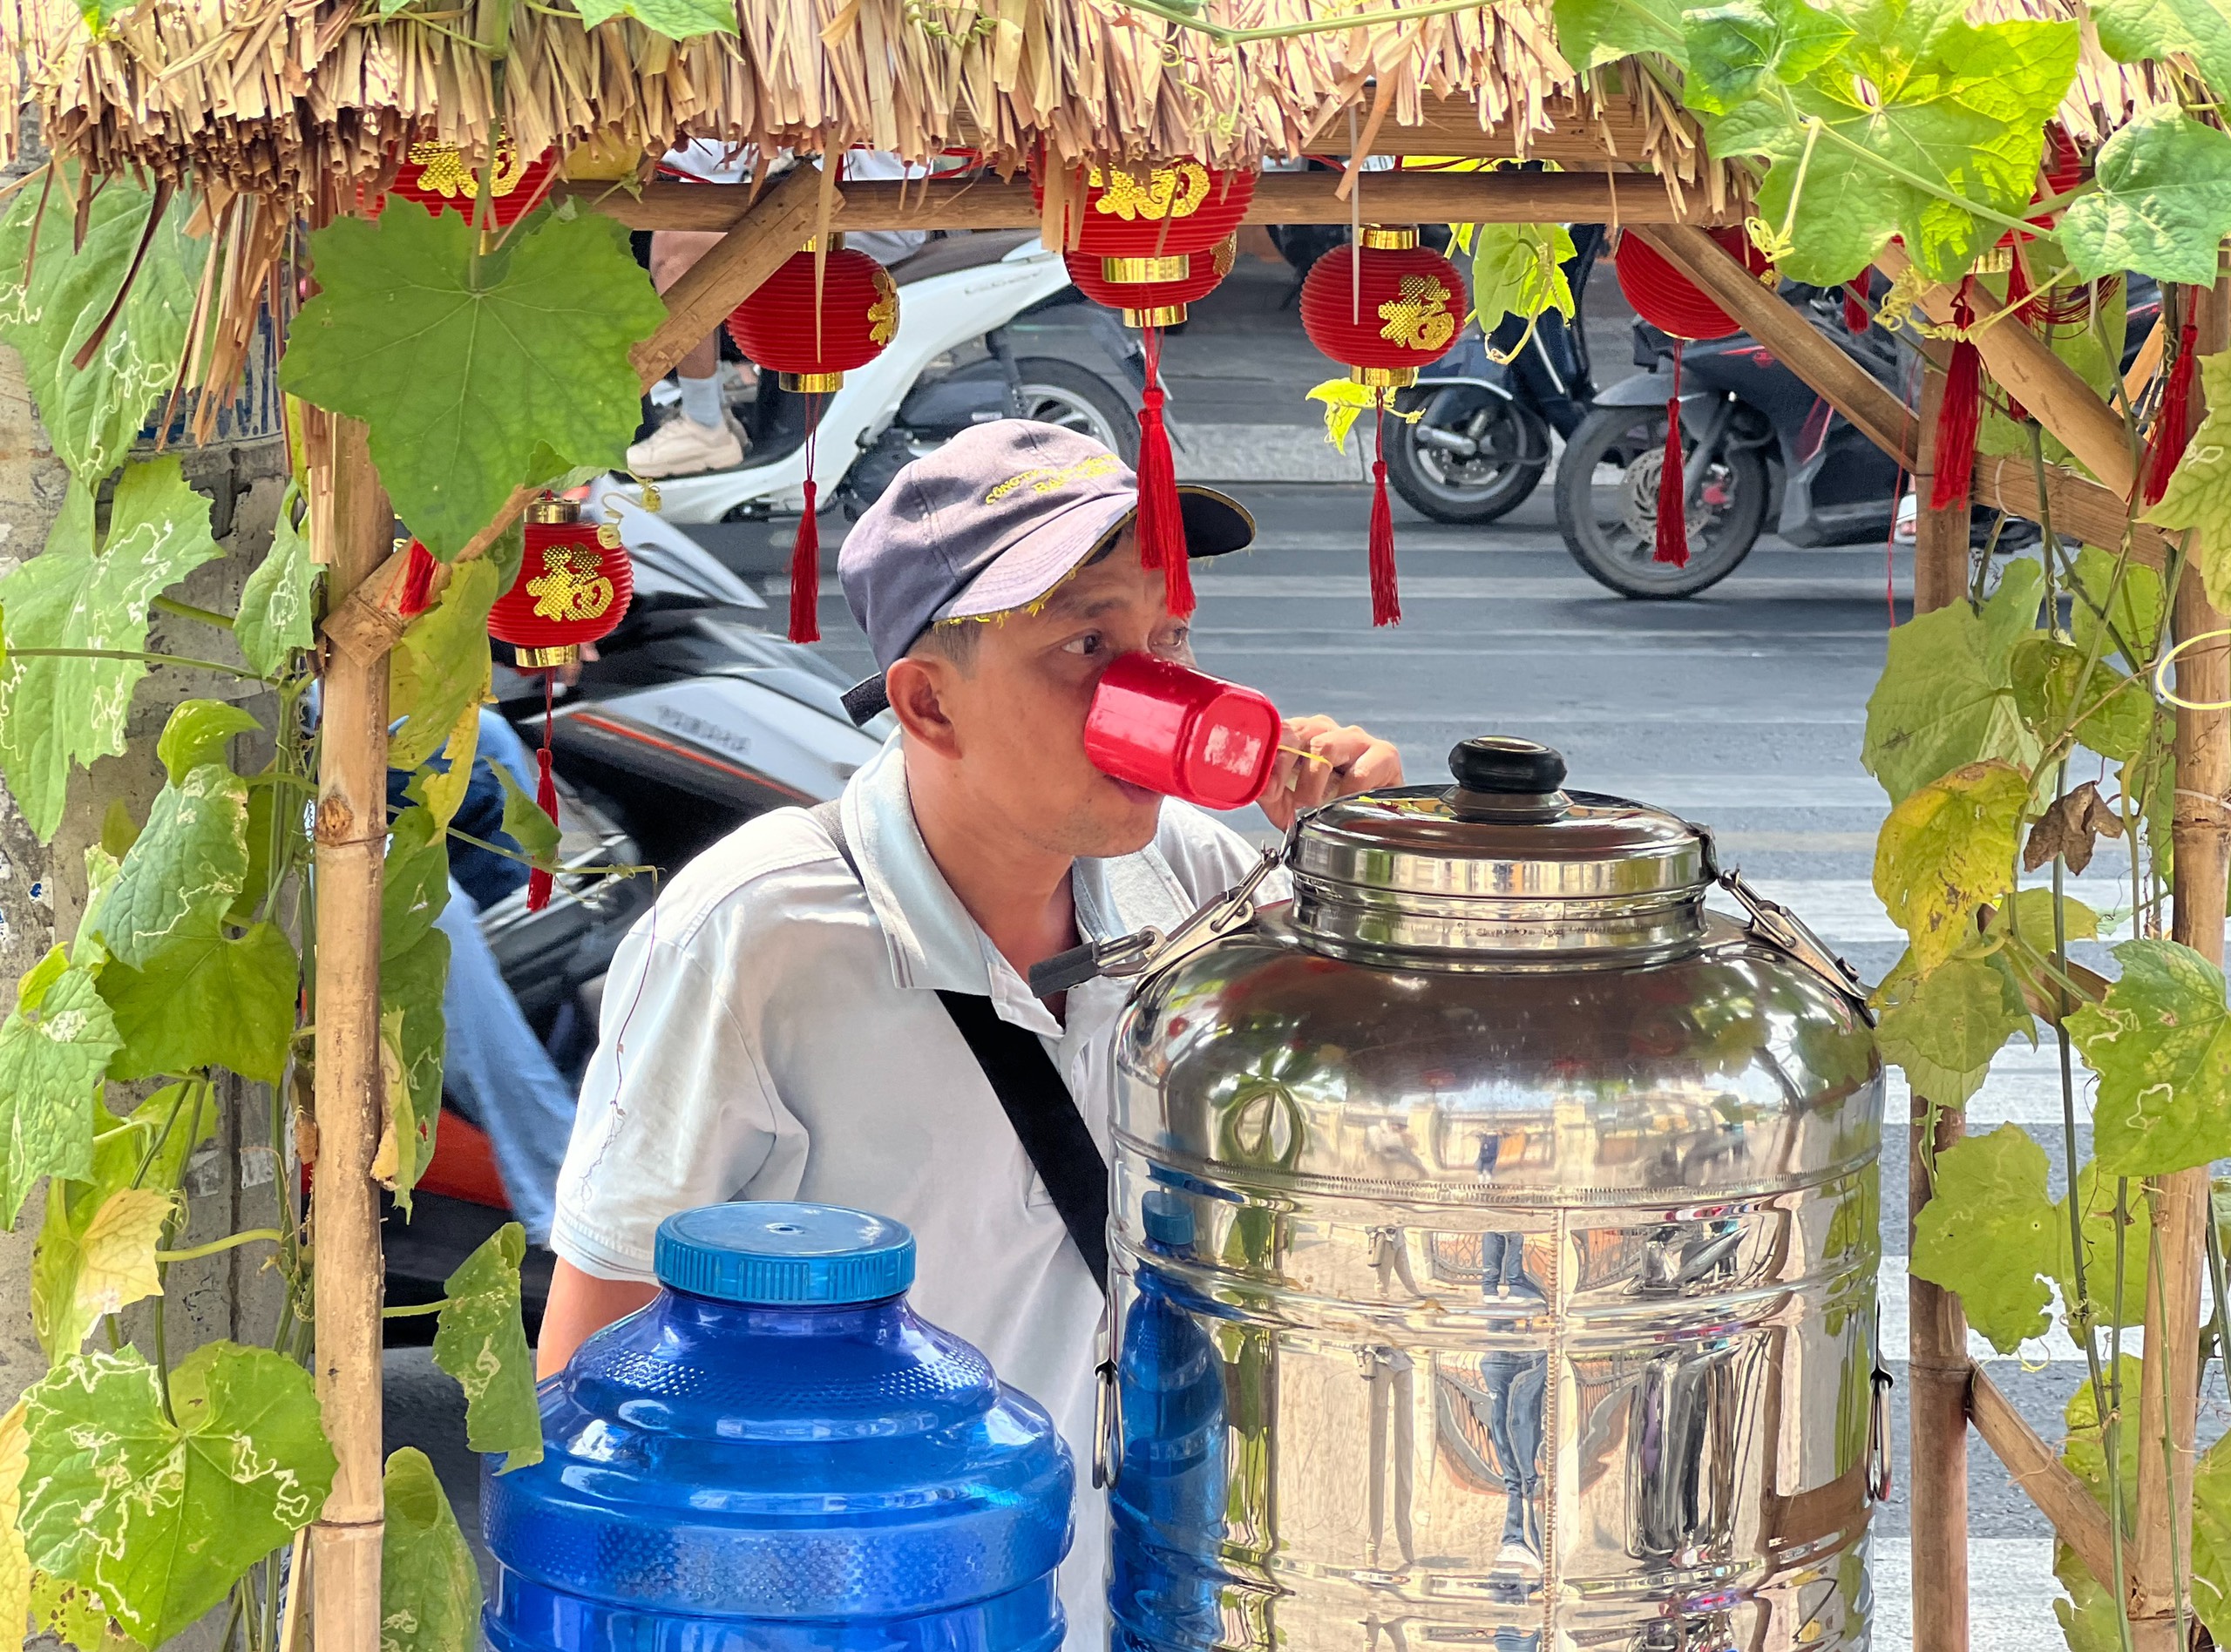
836, 420, 1253, 719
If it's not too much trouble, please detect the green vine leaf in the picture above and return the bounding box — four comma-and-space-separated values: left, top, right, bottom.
1872, 951, 2032, 1107
389, 559, 499, 771
1468, 223, 1577, 331
1861, 558, 2045, 804
491, 760, 560, 871
2056, 1352, 2145, 1652
19, 1344, 336, 1647
2062, 107, 2231, 288
2008, 634, 2152, 762
2090, 0, 2231, 112
0, 176, 207, 481
2067, 545, 2166, 673
2052, 1160, 2152, 1333
1909, 1122, 2058, 1352
280, 207, 666, 559
573, 0, 740, 37
30, 1570, 142, 1652
383, 806, 454, 960
2145, 350, 2231, 612
0, 462, 225, 841
92, 764, 249, 970
1553, 0, 1686, 70
0, 964, 120, 1229
2193, 1432, 2231, 1648
1678, 0, 1850, 116
234, 491, 319, 680
1698, 0, 2079, 284
1873, 758, 2030, 976
431, 1223, 544, 1472
410, 705, 482, 832
97, 918, 299, 1085
380, 1448, 483, 1652
2068, 937, 2231, 1176
155, 699, 260, 785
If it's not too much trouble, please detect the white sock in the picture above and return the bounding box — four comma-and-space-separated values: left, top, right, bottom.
676, 373, 724, 430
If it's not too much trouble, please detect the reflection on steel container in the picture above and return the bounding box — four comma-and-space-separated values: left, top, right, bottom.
1108, 736, 1885, 1652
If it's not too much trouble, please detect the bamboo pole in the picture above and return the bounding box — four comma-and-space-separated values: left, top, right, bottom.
632, 165, 830, 384
1970, 1368, 2119, 1588
308, 412, 392, 1652
2133, 274, 2229, 1651
1909, 356, 1974, 1652
567, 170, 1745, 234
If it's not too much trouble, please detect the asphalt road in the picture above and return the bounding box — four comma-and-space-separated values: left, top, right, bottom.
390, 474, 2201, 1650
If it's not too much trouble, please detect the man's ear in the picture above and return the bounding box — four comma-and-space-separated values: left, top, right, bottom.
885, 656, 962, 758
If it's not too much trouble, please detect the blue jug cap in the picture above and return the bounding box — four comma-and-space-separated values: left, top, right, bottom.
1141, 1188, 1194, 1249
654, 1202, 916, 1305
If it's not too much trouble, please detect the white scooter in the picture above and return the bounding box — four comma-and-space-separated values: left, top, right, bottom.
590, 232, 1144, 527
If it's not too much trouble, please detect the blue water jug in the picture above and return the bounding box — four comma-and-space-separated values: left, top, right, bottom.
1109, 1190, 1230, 1651
483, 1202, 1075, 1652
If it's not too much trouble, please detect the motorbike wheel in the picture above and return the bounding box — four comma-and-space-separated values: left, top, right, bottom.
1383, 386, 1551, 525
1013, 357, 1139, 465
1553, 403, 1769, 599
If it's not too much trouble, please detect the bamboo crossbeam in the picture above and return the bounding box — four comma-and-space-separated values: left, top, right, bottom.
308, 412, 393, 1652
1970, 1367, 2121, 1589
1875, 243, 2140, 499
1628, 227, 1918, 465
566, 170, 1743, 234
631, 165, 829, 385
1970, 454, 2173, 566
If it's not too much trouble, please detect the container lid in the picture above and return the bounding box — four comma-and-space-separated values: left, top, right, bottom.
654, 1202, 916, 1305
1289, 736, 1709, 958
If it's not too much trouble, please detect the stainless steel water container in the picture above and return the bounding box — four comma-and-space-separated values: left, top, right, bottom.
1107, 736, 1885, 1652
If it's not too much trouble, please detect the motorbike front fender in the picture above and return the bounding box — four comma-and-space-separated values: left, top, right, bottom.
1593, 369, 1716, 411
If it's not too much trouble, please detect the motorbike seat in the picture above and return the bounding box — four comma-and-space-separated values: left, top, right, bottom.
884, 230, 1042, 286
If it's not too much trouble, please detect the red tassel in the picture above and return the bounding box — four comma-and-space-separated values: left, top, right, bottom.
1134, 330, 1193, 619
1930, 286, 1983, 512
1843, 282, 1869, 335
397, 540, 437, 617
1367, 397, 1400, 626
527, 701, 558, 911
790, 407, 821, 644
1655, 342, 1690, 567
2143, 319, 2201, 508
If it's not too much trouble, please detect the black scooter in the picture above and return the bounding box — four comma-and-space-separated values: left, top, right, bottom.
1380, 227, 1604, 525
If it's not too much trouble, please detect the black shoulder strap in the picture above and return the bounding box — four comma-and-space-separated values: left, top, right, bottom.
810, 801, 1109, 1294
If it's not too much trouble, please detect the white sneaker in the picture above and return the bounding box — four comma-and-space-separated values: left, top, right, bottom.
627, 414, 745, 478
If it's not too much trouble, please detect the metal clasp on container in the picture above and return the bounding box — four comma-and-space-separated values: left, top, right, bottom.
1029, 839, 1286, 998
1868, 1366, 1895, 1500
1691, 823, 1875, 1020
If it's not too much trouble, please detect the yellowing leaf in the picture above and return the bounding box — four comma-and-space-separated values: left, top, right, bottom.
2146, 350, 2231, 613
389, 559, 498, 771
33, 1188, 171, 1358
1304, 377, 1423, 454
0, 1400, 30, 1646
1874, 760, 2029, 976
413, 704, 481, 832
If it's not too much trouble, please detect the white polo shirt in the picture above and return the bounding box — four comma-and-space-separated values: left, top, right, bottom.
550, 731, 1285, 1644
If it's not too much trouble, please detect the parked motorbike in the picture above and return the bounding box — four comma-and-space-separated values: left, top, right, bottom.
383, 500, 885, 1328
1381, 226, 1604, 525
591, 231, 1144, 526
1558, 269, 2162, 599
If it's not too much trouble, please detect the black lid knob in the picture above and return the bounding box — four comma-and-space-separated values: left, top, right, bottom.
1449, 736, 1567, 796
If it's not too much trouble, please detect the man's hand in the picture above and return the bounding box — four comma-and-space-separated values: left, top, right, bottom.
1258, 715, 1404, 830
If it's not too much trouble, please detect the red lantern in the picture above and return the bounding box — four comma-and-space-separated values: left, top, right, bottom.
489, 497, 634, 911
1034, 162, 1254, 284
386, 140, 559, 229
1298, 227, 1468, 626
725, 237, 901, 641
724, 240, 900, 393
1063, 234, 1236, 328
1611, 227, 1776, 570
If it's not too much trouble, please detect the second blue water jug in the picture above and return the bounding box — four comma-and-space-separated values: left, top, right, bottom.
484, 1202, 1075, 1651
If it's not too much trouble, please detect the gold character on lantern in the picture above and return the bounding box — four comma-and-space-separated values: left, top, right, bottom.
405, 139, 530, 201
1088, 161, 1210, 222
1379, 274, 1457, 353
528, 544, 617, 624
868, 269, 899, 346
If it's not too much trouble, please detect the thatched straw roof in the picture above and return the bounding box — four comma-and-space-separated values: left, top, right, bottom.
1, 0, 2166, 211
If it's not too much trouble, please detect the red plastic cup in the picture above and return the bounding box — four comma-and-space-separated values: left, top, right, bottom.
1084, 653, 1281, 809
